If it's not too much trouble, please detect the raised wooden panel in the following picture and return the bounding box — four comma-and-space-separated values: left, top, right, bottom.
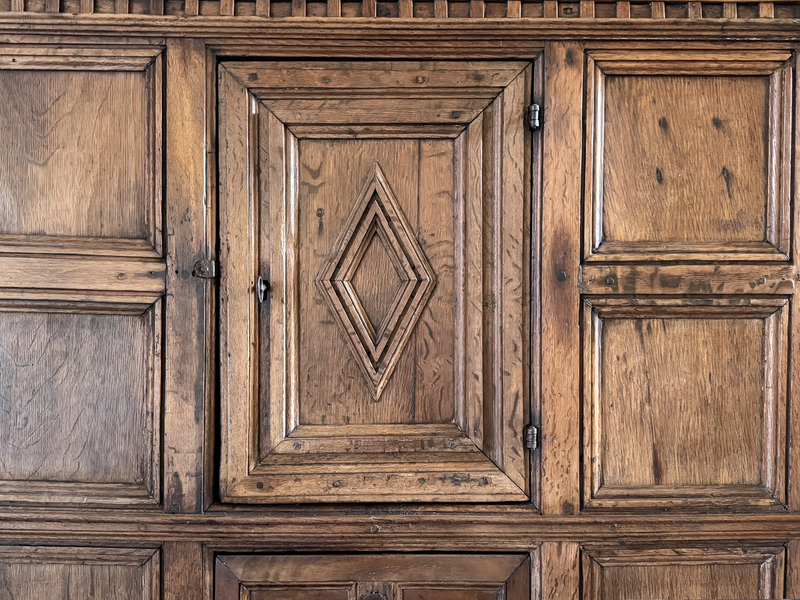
0, 546, 159, 600
582, 545, 785, 600
583, 298, 788, 511
215, 554, 532, 600
0, 301, 161, 506
0, 46, 162, 258
219, 60, 532, 503
585, 50, 793, 262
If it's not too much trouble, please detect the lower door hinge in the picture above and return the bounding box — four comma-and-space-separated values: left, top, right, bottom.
524, 424, 538, 450
191, 258, 217, 279
527, 104, 540, 131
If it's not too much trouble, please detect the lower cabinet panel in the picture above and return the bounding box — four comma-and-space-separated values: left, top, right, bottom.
581, 544, 785, 600
215, 553, 532, 600
0, 546, 160, 600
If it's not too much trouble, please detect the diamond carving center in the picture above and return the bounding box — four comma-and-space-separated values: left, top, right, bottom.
315, 163, 436, 400
349, 224, 405, 339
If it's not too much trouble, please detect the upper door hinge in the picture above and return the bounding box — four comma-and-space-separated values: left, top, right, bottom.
524, 424, 538, 450
527, 104, 540, 131
191, 258, 217, 280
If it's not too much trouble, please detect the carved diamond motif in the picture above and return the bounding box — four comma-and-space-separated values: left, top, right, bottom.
316, 163, 436, 400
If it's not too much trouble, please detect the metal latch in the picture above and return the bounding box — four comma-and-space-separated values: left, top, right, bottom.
191, 258, 216, 279
527, 104, 540, 131
257, 276, 270, 303
524, 425, 538, 450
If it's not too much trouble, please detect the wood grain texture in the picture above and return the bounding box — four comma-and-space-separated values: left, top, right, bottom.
585, 50, 793, 262
163, 542, 203, 600
541, 41, 583, 515
2, 509, 800, 545
0, 67, 159, 253
582, 545, 784, 600
216, 553, 533, 600
0, 306, 161, 506
163, 38, 209, 514
581, 264, 796, 295
604, 76, 768, 241
583, 298, 788, 511
788, 539, 800, 599
791, 50, 800, 514
542, 542, 579, 600
0, 255, 165, 293
0, 547, 159, 600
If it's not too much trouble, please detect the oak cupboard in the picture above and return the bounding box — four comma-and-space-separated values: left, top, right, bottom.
0, 11, 797, 600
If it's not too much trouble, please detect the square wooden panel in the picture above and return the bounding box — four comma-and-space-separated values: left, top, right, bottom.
0, 47, 163, 258
582, 545, 785, 600
0, 299, 162, 506
583, 298, 788, 511
218, 60, 533, 503
0, 546, 159, 600
584, 50, 793, 262
216, 553, 532, 600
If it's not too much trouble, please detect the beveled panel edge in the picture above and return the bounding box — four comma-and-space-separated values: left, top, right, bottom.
581, 297, 789, 513
0, 298, 163, 508
0, 44, 162, 69
0, 545, 159, 565
0, 48, 165, 258
583, 48, 795, 264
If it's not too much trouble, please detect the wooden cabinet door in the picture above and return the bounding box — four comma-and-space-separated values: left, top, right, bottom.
218, 60, 533, 503
215, 554, 531, 600
0, 46, 165, 508
576, 49, 796, 512
582, 544, 785, 600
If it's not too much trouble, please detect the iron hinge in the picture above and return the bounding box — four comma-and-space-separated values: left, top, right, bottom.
524, 425, 538, 450
527, 103, 541, 131
191, 258, 217, 280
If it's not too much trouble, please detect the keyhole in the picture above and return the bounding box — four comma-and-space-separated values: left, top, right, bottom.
359, 593, 387, 600
317, 208, 325, 234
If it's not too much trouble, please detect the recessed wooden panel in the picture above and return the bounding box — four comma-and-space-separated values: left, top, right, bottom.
0, 47, 162, 257
0, 546, 159, 600
583, 298, 788, 511
585, 50, 792, 262
582, 545, 785, 600
216, 554, 532, 600
0, 303, 161, 506
219, 60, 532, 503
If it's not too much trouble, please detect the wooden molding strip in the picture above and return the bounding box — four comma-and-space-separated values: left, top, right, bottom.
0, 0, 797, 18
2, 509, 800, 544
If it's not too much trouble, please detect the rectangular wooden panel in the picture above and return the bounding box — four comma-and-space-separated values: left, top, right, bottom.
216, 554, 532, 600
582, 545, 784, 600
0, 546, 159, 600
0, 303, 161, 506
583, 298, 788, 511
585, 50, 792, 262
0, 47, 162, 258
218, 60, 532, 503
